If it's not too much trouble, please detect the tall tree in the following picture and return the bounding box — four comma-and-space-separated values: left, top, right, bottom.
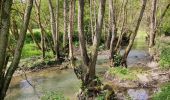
121, 0, 147, 67
68, 0, 75, 66
63, 0, 68, 50
35, 0, 46, 59
0, 0, 33, 99
48, 0, 59, 60
76, 0, 106, 98
109, 0, 118, 66
149, 0, 157, 51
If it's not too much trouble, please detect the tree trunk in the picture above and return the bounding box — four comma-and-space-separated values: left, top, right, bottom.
63, 0, 68, 50
109, 0, 118, 66
68, 0, 75, 67
149, 0, 157, 51
35, 0, 46, 59
0, 0, 33, 99
156, 3, 170, 29
78, 0, 90, 67
76, 0, 106, 98
28, 27, 42, 50
115, 0, 128, 52
90, 0, 94, 43
90, 0, 106, 79
0, 1, 12, 97
121, 0, 147, 67
105, 12, 112, 49
55, 0, 60, 59
48, 0, 59, 60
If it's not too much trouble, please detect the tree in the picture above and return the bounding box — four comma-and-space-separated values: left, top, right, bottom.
76, 0, 106, 98
35, 0, 46, 59
48, 0, 60, 60
149, 0, 157, 52
121, 0, 147, 67
63, 0, 68, 50
109, 0, 118, 66
68, 0, 75, 67
0, 0, 33, 99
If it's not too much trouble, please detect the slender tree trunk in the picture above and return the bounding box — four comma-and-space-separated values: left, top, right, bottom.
55, 0, 59, 59
0, 0, 33, 99
76, 0, 106, 98
149, 0, 157, 51
90, 0, 94, 43
28, 27, 42, 50
121, 0, 147, 67
35, 0, 46, 59
63, 0, 68, 49
115, 0, 128, 52
156, 3, 170, 28
48, 0, 59, 60
90, 0, 106, 78
109, 0, 118, 66
78, 0, 90, 67
105, 12, 112, 49
68, 0, 75, 66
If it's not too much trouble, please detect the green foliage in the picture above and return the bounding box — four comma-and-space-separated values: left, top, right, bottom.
159, 47, 170, 69
152, 83, 170, 100
97, 93, 105, 100
108, 67, 137, 80
113, 53, 122, 67
22, 43, 42, 58
41, 91, 68, 100
156, 38, 170, 69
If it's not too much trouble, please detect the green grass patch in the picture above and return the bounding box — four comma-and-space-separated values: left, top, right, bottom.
156, 38, 170, 69
41, 91, 69, 100
22, 43, 42, 58
152, 83, 170, 100
108, 67, 139, 80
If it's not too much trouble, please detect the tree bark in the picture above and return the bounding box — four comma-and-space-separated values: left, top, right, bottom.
0, 0, 33, 99
55, 0, 60, 59
115, 0, 128, 52
109, 0, 118, 66
149, 0, 157, 50
48, 0, 59, 60
35, 0, 46, 59
63, 0, 68, 49
121, 0, 147, 67
90, 0, 94, 43
78, 0, 90, 67
90, 0, 106, 78
68, 0, 75, 66
0, 0, 12, 97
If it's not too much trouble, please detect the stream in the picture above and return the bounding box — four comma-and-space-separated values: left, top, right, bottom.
5, 38, 153, 100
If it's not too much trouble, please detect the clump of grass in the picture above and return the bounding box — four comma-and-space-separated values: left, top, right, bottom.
22, 43, 42, 58
108, 67, 138, 80
152, 83, 170, 100
156, 38, 170, 69
41, 91, 69, 100
159, 47, 170, 69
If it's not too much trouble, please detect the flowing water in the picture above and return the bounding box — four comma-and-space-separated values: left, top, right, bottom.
5, 37, 152, 100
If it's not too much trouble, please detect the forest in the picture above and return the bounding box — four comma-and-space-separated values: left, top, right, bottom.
0, 0, 170, 100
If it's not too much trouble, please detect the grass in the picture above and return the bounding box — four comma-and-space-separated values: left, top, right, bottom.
21, 43, 54, 59
41, 91, 69, 100
22, 43, 42, 58
108, 67, 141, 80
152, 83, 170, 100
156, 37, 170, 69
